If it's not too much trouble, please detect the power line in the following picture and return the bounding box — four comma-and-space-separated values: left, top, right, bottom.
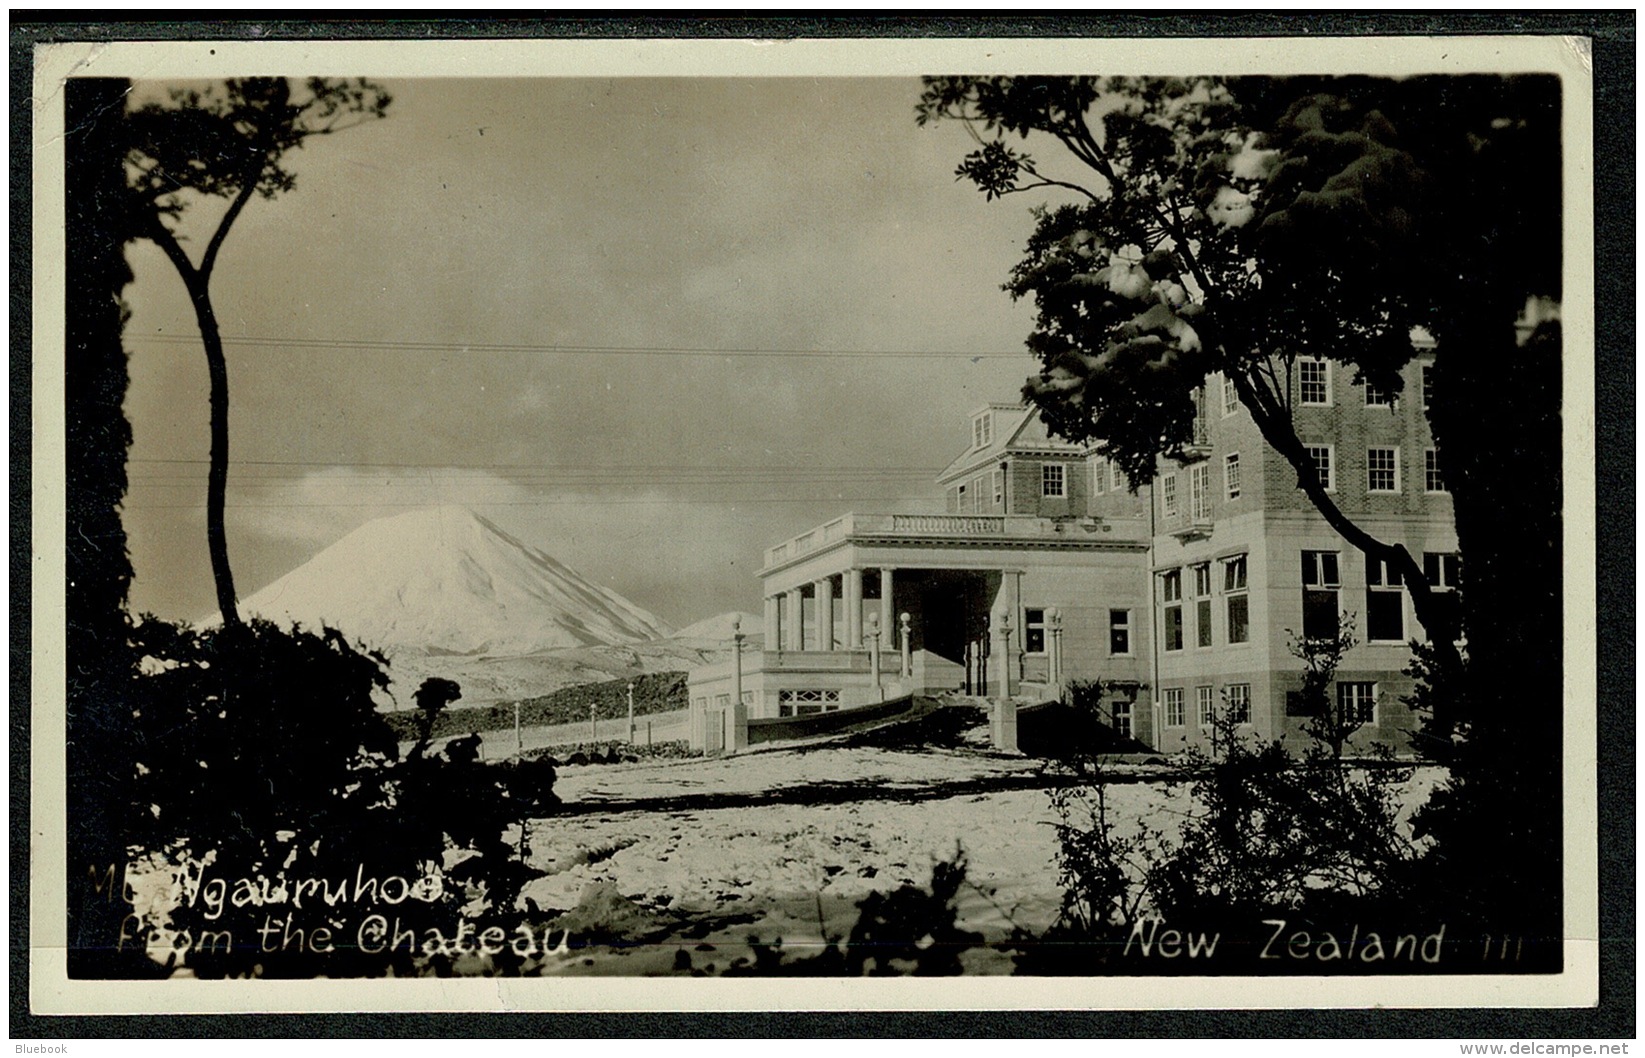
125, 332, 1028, 361
128, 457, 949, 472
121, 495, 935, 510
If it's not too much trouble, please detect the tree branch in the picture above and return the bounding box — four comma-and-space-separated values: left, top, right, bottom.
198, 155, 266, 282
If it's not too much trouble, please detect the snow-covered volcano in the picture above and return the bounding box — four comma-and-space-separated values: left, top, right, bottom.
232, 505, 674, 656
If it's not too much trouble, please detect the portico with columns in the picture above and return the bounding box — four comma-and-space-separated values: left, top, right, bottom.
688, 512, 1155, 729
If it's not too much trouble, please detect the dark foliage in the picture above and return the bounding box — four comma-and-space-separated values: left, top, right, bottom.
1017, 713, 1424, 976
114, 619, 556, 978
725, 851, 983, 976
920, 72, 1564, 958
64, 77, 150, 977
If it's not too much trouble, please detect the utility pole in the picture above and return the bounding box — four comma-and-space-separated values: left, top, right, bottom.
589, 701, 597, 744
627, 681, 636, 744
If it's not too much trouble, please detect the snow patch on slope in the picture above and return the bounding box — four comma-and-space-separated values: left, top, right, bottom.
232, 505, 674, 656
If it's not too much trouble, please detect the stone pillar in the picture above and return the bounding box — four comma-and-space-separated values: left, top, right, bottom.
1047, 608, 1064, 691
727, 698, 749, 755
814, 577, 835, 651
991, 696, 1019, 753
879, 568, 895, 655
993, 610, 1015, 699
784, 589, 803, 651
899, 612, 913, 678
845, 569, 864, 649
764, 595, 780, 648
1005, 570, 1023, 687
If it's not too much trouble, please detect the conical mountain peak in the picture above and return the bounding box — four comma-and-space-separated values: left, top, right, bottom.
233, 506, 674, 655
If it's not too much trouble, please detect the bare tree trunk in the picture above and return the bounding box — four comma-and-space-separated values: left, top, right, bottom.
183, 275, 241, 628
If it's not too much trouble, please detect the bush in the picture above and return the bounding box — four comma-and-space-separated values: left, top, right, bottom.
116, 618, 557, 978
723, 851, 982, 976
1018, 706, 1422, 975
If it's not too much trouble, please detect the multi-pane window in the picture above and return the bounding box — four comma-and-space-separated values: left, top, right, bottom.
1364, 380, 1393, 406
1424, 551, 1464, 637
1162, 473, 1178, 517
1223, 554, 1249, 644
1225, 683, 1252, 725
1421, 364, 1434, 409
1024, 608, 1047, 654
1042, 463, 1066, 498
1109, 461, 1122, 492
1193, 563, 1213, 648
1092, 460, 1106, 495
1337, 681, 1377, 725
1164, 687, 1185, 728
1425, 448, 1446, 493
1222, 375, 1240, 417
1306, 445, 1334, 491
1190, 464, 1211, 521
973, 413, 992, 449
1366, 557, 1405, 642
1368, 447, 1399, 492
1111, 698, 1134, 738
1109, 609, 1132, 655
1299, 358, 1331, 405
1162, 569, 1184, 652
1225, 452, 1241, 500
992, 468, 1004, 508
1196, 686, 1215, 728
1302, 550, 1341, 639
954, 483, 966, 511
1424, 551, 1463, 589
971, 475, 987, 513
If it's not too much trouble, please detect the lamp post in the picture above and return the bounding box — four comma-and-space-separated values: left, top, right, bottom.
867, 612, 882, 700
731, 617, 745, 714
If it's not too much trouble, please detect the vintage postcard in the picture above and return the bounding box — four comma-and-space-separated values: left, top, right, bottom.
28, 31, 1599, 1015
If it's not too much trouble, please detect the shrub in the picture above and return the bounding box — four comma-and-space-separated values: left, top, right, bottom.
116, 618, 556, 978
1018, 699, 1422, 974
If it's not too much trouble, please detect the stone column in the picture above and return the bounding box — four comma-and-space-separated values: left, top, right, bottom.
844, 569, 864, 649
784, 589, 804, 651
1004, 570, 1023, 686
899, 612, 913, 678
814, 576, 835, 651
764, 595, 780, 648
879, 568, 895, 655
1047, 608, 1064, 690
991, 696, 1019, 753
994, 610, 1015, 699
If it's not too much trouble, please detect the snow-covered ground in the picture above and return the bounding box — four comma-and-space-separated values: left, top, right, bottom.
520, 743, 1447, 975
519, 745, 1187, 975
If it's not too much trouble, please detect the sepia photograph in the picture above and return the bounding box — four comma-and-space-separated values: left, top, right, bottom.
25, 28, 1605, 1018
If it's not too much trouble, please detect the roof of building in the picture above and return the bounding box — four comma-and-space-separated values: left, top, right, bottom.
937, 404, 1085, 484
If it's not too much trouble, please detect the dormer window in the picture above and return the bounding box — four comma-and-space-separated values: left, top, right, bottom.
972, 413, 993, 450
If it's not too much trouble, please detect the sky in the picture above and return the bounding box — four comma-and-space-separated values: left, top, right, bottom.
120, 76, 1081, 628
